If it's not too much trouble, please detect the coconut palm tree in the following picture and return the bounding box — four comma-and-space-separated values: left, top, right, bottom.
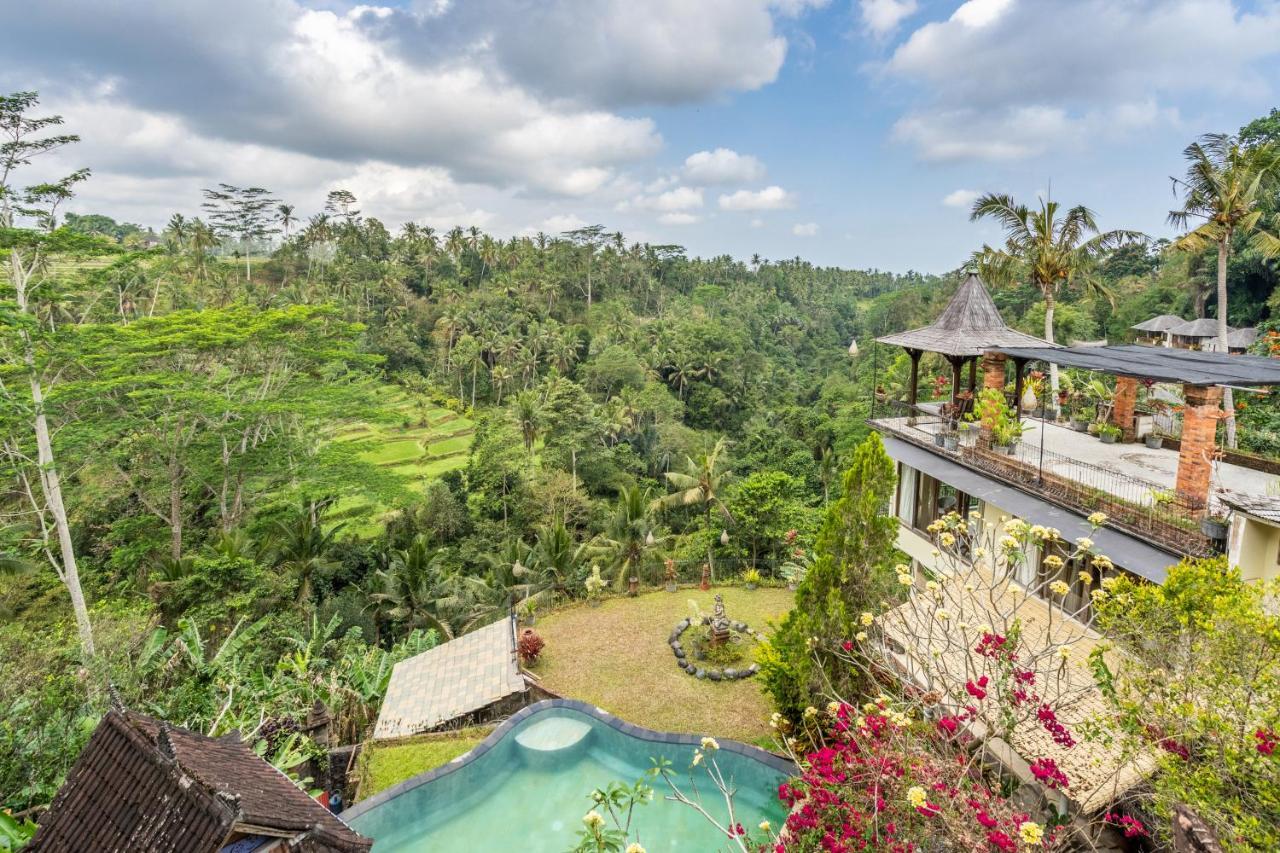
653, 437, 734, 579
273, 500, 345, 605
970, 192, 1144, 396
1169, 132, 1280, 447
512, 391, 540, 453
590, 487, 667, 588
276, 203, 295, 240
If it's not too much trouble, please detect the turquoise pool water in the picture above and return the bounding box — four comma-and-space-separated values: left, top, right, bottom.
347, 706, 789, 851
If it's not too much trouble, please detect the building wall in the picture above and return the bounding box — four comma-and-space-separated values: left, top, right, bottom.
1229, 516, 1280, 582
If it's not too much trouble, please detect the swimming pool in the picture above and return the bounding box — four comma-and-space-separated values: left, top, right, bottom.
344, 699, 793, 851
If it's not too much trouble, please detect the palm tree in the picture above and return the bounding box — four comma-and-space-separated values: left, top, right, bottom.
276, 203, 296, 240
513, 391, 540, 453
273, 499, 345, 605
590, 487, 667, 588
652, 437, 734, 580
1169, 132, 1280, 447
522, 521, 589, 601
970, 192, 1143, 396
371, 536, 454, 638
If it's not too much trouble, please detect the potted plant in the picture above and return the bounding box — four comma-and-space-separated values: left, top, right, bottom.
743, 568, 761, 591
1201, 513, 1230, 541
942, 430, 959, 452
1087, 421, 1102, 437
1070, 404, 1093, 432
957, 420, 976, 447
934, 429, 947, 448
663, 559, 678, 593
1099, 424, 1122, 444
1144, 432, 1164, 450
517, 598, 538, 627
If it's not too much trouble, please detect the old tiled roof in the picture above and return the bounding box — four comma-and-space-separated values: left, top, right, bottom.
879, 575, 1155, 813
374, 616, 525, 739
876, 272, 1057, 357
1221, 492, 1280, 524
28, 711, 371, 853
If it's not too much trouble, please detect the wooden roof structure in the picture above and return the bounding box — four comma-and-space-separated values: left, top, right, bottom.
877, 271, 1057, 357
1169, 317, 1226, 338
28, 710, 370, 853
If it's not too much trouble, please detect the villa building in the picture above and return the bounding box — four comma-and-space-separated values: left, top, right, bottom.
867, 273, 1280, 816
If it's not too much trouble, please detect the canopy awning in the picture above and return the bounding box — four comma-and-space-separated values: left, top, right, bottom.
991, 344, 1280, 387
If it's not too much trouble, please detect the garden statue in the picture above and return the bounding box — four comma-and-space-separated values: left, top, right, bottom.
709, 594, 731, 647
699, 563, 710, 591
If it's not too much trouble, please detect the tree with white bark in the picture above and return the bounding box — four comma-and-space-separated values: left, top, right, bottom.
0, 91, 96, 657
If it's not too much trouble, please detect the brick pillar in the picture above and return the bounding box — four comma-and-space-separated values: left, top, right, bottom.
1111, 376, 1138, 442
1175, 384, 1222, 510
979, 352, 1007, 442
981, 352, 1007, 392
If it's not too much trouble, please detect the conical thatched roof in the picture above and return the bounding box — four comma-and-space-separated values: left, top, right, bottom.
876, 271, 1057, 358
1131, 314, 1185, 333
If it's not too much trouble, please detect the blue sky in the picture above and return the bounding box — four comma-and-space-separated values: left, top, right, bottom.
5, 0, 1280, 272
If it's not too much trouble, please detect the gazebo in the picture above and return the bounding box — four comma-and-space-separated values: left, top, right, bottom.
1131, 314, 1184, 347
1168, 317, 1229, 349
877, 271, 1056, 416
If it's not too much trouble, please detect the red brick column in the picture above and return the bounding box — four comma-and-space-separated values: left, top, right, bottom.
1111, 376, 1138, 442
1175, 384, 1222, 510
981, 352, 1007, 392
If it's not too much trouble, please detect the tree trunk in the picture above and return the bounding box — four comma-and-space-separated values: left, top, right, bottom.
1043, 289, 1059, 399
169, 454, 184, 560
1217, 240, 1236, 448
10, 249, 95, 657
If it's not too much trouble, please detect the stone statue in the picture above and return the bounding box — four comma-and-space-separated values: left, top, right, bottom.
709, 594, 731, 647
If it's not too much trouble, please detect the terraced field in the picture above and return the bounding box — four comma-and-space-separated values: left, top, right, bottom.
330, 387, 475, 536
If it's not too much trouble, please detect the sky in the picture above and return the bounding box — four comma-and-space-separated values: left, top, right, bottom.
4, 0, 1280, 273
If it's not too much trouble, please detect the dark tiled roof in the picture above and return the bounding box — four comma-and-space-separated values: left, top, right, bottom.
28, 711, 371, 853
1221, 492, 1280, 524
1169, 317, 1228, 338
1131, 314, 1186, 333
876, 272, 1057, 357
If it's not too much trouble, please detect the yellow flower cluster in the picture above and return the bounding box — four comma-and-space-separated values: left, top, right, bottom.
906, 786, 927, 808
1018, 821, 1044, 845
700, 736, 719, 751
860, 611, 874, 626
1049, 580, 1071, 597
1042, 555, 1064, 570
1088, 511, 1108, 526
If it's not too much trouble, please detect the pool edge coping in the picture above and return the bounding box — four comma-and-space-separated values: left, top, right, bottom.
345, 697, 796, 823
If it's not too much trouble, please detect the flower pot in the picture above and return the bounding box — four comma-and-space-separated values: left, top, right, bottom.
1070, 419, 1088, 432
958, 429, 976, 447
934, 432, 946, 447
995, 444, 1015, 456
942, 435, 959, 452
1099, 433, 1117, 444
1201, 517, 1229, 540
1144, 434, 1163, 450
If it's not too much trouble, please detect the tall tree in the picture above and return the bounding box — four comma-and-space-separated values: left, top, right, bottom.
653, 436, 733, 580
1169, 132, 1280, 448
276, 203, 296, 240
970, 192, 1142, 396
201, 183, 279, 281
0, 91, 95, 656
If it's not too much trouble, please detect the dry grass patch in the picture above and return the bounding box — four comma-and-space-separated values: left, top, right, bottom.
529, 586, 794, 745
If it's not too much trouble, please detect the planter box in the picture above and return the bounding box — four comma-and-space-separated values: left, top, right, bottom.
1070, 419, 1088, 432
1144, 434, 1163, 450
1201, 517, 1229, 540
1099, 434, 1117, 444
942, 435, 959, 452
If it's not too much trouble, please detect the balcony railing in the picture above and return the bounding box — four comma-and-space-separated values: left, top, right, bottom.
870, 401, 1216, 558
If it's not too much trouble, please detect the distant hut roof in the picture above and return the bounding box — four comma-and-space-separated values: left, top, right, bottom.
1227, 327, 1259, 348
1131, 314, 1185, 333
876, 271, 1057, 358
1169, 318, 1228, 338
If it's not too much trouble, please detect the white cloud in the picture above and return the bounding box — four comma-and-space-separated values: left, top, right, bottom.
658, 212, 701, 225
792, 221, 819, 236
942, 188, 980, 208
682, 148, 766, 184
749, 218, 765, 228
541, 213, 590, 232
859, 0, 918, 37
718, 185, 795, 211
637, 186, 705, 212
883, 0, 1280, 161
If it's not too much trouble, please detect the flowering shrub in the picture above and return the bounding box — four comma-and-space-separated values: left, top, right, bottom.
1091, 558, 1280, 850
518, 628, 545, 664
773, 700, 1062, 852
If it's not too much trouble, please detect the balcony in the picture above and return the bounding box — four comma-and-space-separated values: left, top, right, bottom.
867, 402, 1274, 558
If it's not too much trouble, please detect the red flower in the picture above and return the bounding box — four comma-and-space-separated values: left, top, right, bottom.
966, 676, 990, 700
1256, 728, 1278, 757
1029, 757, 1069, 789
986, 830, 1017, 852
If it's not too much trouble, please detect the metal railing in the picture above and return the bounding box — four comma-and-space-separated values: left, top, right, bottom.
870, 401, 1216, 558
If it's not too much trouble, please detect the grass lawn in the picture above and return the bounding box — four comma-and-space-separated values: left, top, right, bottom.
426, 434, 472, 456
529, 587, 795, 746
356, 728, 491, 802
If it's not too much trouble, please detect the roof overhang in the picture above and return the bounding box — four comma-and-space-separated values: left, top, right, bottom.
991, 344, 1280, 387
881, 435, 1176, 583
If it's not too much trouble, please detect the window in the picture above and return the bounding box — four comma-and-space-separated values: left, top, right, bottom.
1035, 543, 1121, 621
912, 472, 972, 533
